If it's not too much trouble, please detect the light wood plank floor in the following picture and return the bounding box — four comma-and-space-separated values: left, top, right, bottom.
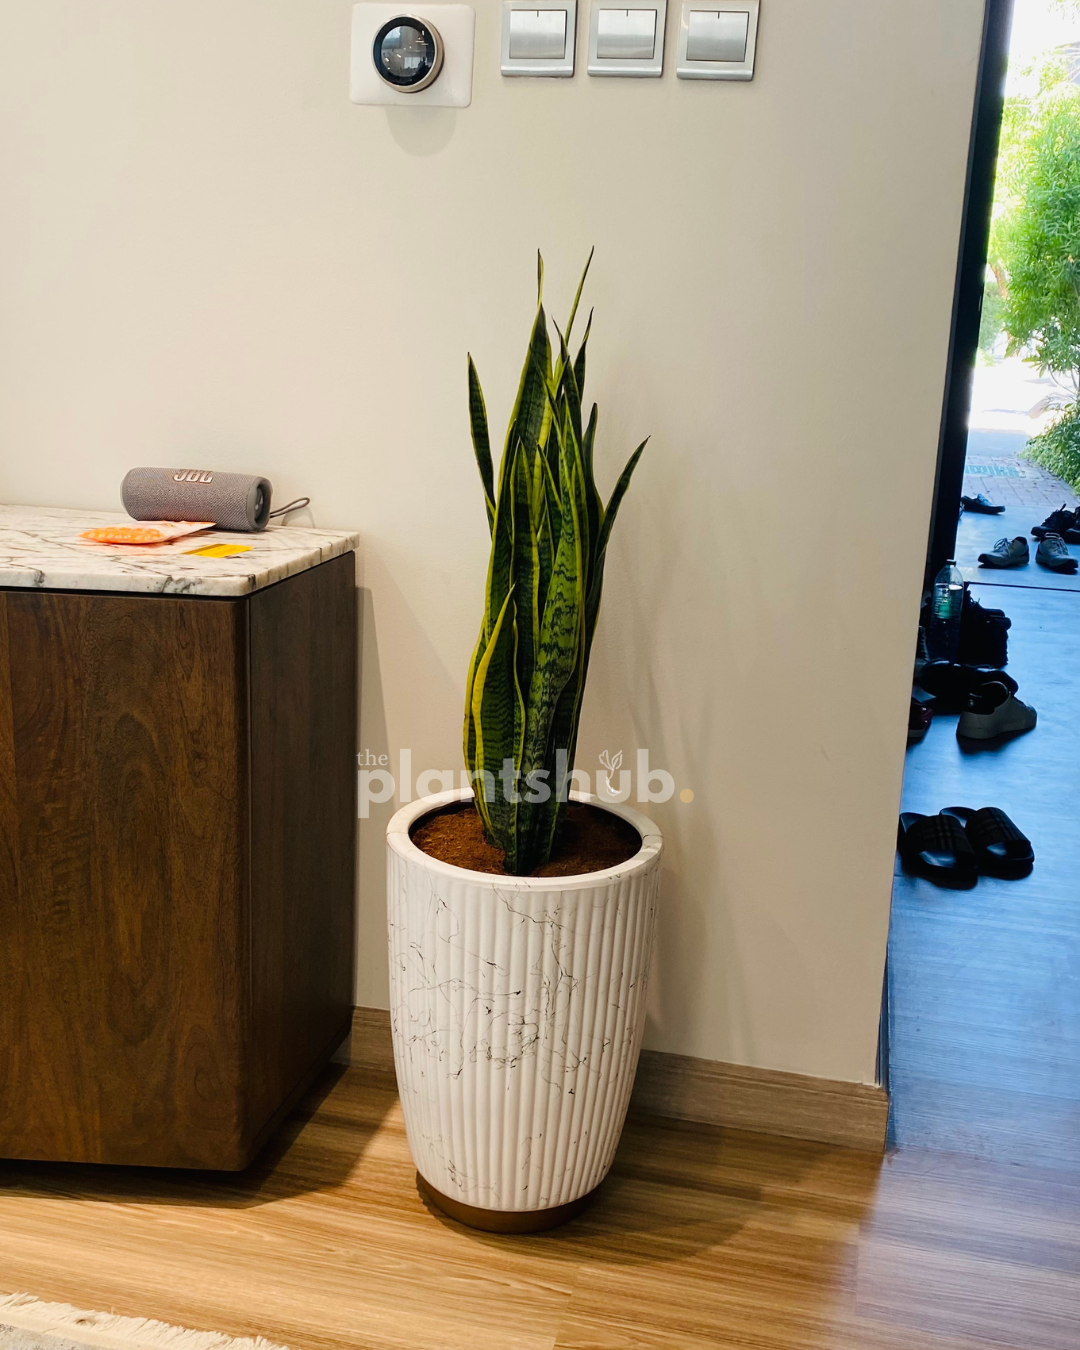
889, 574, 1080, 1168
0, 1066, 1076, 1350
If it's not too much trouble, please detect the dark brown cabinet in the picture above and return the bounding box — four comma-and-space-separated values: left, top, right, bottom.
0, 552, 356, 1169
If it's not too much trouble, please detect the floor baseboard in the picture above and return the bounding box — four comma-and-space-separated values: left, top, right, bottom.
341, 1007, 888, 1153
631, 1048, 888, 1151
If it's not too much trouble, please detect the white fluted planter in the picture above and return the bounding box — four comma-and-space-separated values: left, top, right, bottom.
386, 789, 662, 1231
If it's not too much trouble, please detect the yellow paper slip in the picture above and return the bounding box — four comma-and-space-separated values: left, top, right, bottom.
185, 543, 252, 558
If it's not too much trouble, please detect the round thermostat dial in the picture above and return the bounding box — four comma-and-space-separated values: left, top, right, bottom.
372, 16, 445, 91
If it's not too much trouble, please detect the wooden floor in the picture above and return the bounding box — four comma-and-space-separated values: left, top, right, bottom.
0, 1062, 1076, 1350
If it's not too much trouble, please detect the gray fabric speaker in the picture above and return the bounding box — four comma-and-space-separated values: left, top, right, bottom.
121, 467, 273, 532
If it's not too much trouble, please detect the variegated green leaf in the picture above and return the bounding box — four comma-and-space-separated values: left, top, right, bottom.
573, 309, 592, 399
484, 437, 517, 642
467, 356, 495, 534
521, 432, 585, 783
512, 446, 541, 701
463, 621, 487, 772
463, 252, 646, 873
565, 247, 594, 346
471, 589, 524, 853
595, 437, 648, 563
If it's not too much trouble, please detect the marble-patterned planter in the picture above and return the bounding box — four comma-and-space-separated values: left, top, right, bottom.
386, 789, 662, 1232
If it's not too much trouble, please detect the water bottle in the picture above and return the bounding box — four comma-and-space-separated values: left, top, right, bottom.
928, 559, 965, 662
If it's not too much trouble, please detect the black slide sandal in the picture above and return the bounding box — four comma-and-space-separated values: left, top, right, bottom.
897, 813, 978, 889
941, 807, 1034, 879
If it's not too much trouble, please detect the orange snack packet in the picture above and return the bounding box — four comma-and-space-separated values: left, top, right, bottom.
82, 526, 169, 544
79, 521, 213, 546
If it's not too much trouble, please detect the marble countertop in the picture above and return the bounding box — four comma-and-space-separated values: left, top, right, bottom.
0, 505, 359, 597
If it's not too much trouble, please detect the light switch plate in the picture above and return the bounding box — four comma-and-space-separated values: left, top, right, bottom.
501, 1, 577, 77
676, 0, 758, 80
588, 1, 666, 77
351, 4, 475, 107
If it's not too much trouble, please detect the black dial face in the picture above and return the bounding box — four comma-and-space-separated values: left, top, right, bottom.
373, 18, 438, 87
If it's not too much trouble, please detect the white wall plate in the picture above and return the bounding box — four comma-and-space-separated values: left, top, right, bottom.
351, 4, 475, 108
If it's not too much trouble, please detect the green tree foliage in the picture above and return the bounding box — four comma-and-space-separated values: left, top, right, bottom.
978, 274, 1005, 358
1026, 399, 1080, 487
989, 60, 1080, 485
991, 79, 1080, 377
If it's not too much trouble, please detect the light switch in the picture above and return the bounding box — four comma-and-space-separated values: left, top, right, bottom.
685, 10, 747, 62
676, 0, 758, 79
509, 9, 567, 59
588, 1, 666, 76
596, 9, 655, 59
502, 1, 577, 75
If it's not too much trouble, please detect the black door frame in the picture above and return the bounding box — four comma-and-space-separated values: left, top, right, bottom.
881, 0, 1014, 1095
925, 0, 1015, 584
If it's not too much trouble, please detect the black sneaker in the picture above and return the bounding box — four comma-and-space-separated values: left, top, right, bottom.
919, 660, 1018, 710
1035, 533, 1079, 573
961, 493, 1005, 515
956, 592, 1011, 668
1031, 504, 1078, 540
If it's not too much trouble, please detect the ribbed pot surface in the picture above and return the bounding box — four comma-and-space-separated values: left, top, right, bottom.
387, 790, 662, 1214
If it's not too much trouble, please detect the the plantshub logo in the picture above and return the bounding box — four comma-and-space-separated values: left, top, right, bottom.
357, 749, 691, 817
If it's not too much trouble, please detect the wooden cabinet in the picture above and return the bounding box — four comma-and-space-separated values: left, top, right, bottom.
0, 552, 356, 1169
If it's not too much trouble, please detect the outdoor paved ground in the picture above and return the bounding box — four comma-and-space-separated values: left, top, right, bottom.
963, 358, 1078, 515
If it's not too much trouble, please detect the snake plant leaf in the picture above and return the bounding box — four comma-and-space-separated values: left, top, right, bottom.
565, 246, 594, 346
467, 356, 495, 534
504, 300, 552, 470
463, 253, 647, 873
573, 308, 592, 397
463, 621, 485, 770
554, 328, 584, 455
521, 432, 585, 780
512, 446, 541, 699
484, 438, 517, 642
595, 438, 648, 564
580, 404, 601, 579
470, 588, 524, 855
534, 456, 556, 627
583, 437, 649, 655
531, 632, 589, 860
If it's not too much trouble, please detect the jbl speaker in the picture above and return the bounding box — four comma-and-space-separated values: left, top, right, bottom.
122, 468, 273, 532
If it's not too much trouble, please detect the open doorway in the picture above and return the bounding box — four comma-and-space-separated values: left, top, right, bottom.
886, 0, 1080, 1168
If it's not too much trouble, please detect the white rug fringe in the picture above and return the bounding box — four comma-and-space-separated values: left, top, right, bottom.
0, 1295, 289, 1350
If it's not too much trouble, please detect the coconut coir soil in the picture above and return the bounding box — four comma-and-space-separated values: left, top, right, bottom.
410, 800, 641, 877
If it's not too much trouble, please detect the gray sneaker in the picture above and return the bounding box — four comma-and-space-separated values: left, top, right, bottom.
956, 681, 1037, 741
978, 536, 1030, 568
1035, 533, 1078, 573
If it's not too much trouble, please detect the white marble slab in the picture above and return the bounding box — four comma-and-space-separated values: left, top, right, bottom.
0, 505, 359, 597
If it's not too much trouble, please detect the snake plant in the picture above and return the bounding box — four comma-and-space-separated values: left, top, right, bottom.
464, 252, 647, 874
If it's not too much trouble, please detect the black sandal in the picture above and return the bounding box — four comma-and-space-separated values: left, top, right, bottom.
897, 813, 978, 889
940, 807, 1034, 879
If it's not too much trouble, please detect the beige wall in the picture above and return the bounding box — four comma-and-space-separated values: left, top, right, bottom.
0, 0, 985, 1084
